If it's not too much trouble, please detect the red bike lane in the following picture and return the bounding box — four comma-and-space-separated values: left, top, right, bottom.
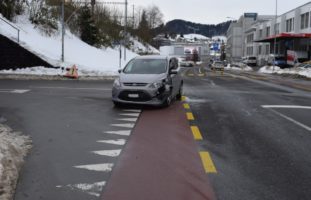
101, 102, 216, 200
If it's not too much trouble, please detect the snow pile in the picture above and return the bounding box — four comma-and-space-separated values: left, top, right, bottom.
0, 14, 138, 75
131, 39, 159, 55
0, 66, 118, 77
225, 63, 253, 71
0, 123, 32, 200
259, 66, 311, 78
0, 67, 63, 76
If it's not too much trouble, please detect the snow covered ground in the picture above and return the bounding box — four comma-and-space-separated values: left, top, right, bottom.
225, 63, 253, 71
0, 14, 140, 76
0, 123, 31, 200
259, 66, 311, 78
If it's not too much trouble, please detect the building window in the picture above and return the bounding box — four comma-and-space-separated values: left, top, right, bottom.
259, 45, 262, 55
247, 47, 253, 55
259, 29, 263, 38
246, 34, 254, 43
286, 18, 294, 32
275, 23, 280, 34
265, 44, 270, 55
301, 12, 309, 29
266, 26, 270, 37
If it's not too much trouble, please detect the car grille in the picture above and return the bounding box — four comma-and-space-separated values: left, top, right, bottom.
118, 91, 152, 102
123, 83, 148, 87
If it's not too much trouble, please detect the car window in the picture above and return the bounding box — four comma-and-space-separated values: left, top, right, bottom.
169, 58, 178, 70
123, 59, 167, 74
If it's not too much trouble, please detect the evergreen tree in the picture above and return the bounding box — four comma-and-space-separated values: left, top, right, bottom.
137, 10, 151, 43
79, 5, 99, 46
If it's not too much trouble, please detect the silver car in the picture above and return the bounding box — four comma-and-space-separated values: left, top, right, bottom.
112, 55, 183, 107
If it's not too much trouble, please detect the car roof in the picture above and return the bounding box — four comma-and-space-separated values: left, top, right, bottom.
134, 55, 176, 60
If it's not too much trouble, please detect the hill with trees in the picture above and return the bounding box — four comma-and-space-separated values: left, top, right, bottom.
154, 19, 232, 38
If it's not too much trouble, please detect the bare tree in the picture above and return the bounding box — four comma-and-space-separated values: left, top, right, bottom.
146, 5, 163, 29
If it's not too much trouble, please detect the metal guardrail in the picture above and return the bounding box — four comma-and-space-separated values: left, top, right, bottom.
0, 16, 20, 43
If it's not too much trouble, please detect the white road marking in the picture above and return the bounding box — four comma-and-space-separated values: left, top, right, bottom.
117, 118, 137, 122
210, 81, 216, 86
31, 86, 111, 91
122, 109, 141, 112
264, 108, 311, 132
74, 163, 114, 172
11, 89, 30, 93
56, 181, 106, 197
111, 123, 135, 128
105, 130, 131, 136
92, 149, 121, 157
262, 105, 311, 109
120, 113, 140, 117
97, 139, 126, 145
0, 89, 30, 94
198, 67, 202, 74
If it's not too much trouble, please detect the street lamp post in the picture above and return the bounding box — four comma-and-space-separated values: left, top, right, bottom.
124, 0, 128, 61
273, 0, 278, 71
61, 0, 65, 62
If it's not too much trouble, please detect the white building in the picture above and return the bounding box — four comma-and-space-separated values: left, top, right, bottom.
226, 13, 274, 62
227, 2, 311, 65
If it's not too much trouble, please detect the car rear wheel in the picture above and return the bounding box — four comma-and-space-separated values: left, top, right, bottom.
176, 84, 183, 101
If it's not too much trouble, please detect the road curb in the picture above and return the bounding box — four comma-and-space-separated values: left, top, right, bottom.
0, 74, 118, 81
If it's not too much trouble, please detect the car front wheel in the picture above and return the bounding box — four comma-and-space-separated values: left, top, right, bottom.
176, 84, 183, 101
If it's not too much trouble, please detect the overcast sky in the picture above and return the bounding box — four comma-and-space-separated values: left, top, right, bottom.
128, 0, 310, 24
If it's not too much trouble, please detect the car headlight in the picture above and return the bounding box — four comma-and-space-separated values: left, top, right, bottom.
113, 78, 121, 87
149, 82, 163, 89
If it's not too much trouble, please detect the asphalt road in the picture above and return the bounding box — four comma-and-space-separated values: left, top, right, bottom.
0, 80, 138, 200
182, 66, 311, 200
0, 66, 310, 200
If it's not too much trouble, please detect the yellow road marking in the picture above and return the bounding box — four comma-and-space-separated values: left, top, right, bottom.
181, 96, 186, 101
191, 126, 203, 140
183, 103, 190, 109
199, 151, 217, 173
186, 112, 194, 120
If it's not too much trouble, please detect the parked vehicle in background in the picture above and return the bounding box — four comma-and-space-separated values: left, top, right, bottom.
112, 55, 183, 107
267, 55, 287, 68
242, 56, 257, 66
295, 61, 311, 68
178, 56, 194, 67
211, 61, 225, 71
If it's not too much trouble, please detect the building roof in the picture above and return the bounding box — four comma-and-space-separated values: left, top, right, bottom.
255, 33, 311, 42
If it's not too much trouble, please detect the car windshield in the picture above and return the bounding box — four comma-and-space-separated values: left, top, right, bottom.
123, 59, 167, 74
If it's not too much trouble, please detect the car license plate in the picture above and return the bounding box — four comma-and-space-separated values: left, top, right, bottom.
128, 94, 139, 98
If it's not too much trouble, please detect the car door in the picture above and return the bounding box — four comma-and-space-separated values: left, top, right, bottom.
169, 58, 180, 96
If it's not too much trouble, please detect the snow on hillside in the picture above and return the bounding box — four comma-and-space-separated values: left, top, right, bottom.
131, 38, 159, 55
183, 34, 210, 40
0, 14, 139, 76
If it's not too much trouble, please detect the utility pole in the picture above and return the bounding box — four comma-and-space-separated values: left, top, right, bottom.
61, 0, 65, 62
91, 0, 95, 15
124, 0, 128, 61
273, 0, 278, 71
132, 4, 135, 28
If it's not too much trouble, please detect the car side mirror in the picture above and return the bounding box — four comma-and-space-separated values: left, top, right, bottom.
118, 69, 122, 73
170, 69, 178, 75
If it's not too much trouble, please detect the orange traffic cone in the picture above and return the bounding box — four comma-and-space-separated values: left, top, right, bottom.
64, 65, 79, 79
